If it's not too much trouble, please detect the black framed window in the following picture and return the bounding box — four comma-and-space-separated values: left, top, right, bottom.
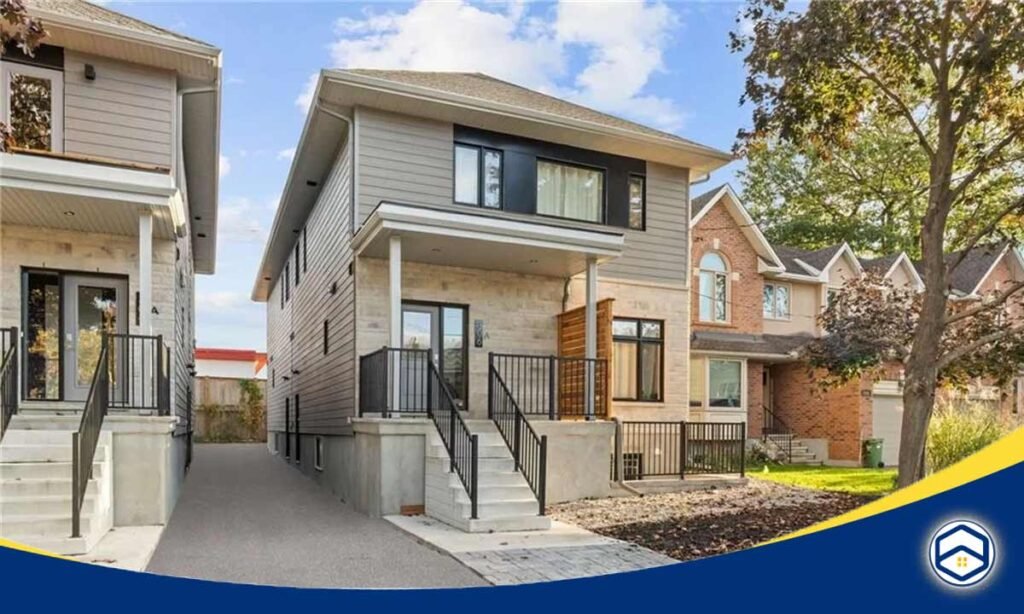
302, 227, 308, 272
612, 318, 663, 402
628, 175, 645, 230
283, 262, 290, 303
454, 143, 502, 208
323, 319, 329, 355
536, 159, 604, 223
23, 270, 61, 400
294, 243, 300, 287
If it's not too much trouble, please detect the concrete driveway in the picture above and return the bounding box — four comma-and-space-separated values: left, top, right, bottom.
146, 443, 486, 588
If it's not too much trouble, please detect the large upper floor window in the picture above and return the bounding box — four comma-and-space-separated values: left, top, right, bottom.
698, 252, 729, 323
612, 318, 663, 402
536, 159, 604, 223
763, 282, 791, 319
454, 143, 502, 208
1, 62, 63, 153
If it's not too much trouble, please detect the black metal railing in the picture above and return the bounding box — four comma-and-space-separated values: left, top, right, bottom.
426, 360, 478, 519
490, 353, 608, 419
614, 420, 746, 480
358, 347, 431, 417
762, 406, 793, 463
489, 365, 547, 515
107, 333, 171, 413
0, 327, 18, 442
72, 336, 110, 538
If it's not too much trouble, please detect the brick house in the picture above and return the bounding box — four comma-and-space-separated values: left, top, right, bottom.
688, 184, 1023, 466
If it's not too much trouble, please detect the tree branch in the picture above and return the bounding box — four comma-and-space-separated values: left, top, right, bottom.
945, 280, 1024, 325
949, 129, 1022, 200
948, 193, 1024, 272
938, 323, 1024, 370
841, 56, 936, 160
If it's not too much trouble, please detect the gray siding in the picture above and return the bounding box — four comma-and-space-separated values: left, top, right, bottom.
268, 137, 355, 435
354, 109, 690, 285
173, 231, 195, 437
64, 51, 176, 168
600, 162, 690, 285
356, 107, 453, 225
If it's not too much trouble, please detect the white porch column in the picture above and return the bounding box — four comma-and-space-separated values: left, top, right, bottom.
584, 256, 597, 420
388, 235, 402, 415
139, 210, 153, 335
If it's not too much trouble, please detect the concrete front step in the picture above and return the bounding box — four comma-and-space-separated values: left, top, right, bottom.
3, 534, 93, 556
425, 455, 514, 473
0, 512, 105, 537
1, 477, 102, 498
465, 514, 552, 532
0, 443, 110, 464
2, 429, 76, 445
0, 493, 101, 516
0, 460, 103, 481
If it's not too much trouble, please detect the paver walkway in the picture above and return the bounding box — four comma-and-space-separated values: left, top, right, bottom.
147, 444, 486, 588
387, 515, 677, 585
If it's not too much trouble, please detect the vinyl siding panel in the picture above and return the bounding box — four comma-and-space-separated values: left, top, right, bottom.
356, 107, 453, 225
173, 231, 196, 437
600, 162, 690, 285
63, 51, 175, 168
267, 137, 355, 436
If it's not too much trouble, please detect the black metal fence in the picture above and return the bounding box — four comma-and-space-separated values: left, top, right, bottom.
72, 336, 109, 538
1, 328, 18, 442
358, 347, 431, 416
489, 365, 547, 515
107, 333, 171, 413
614, 420, 746, 479
427, 360, 478, 519
490, 353, 608, 419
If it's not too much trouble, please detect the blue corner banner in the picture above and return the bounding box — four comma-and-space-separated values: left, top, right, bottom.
3, 429, 1021, 613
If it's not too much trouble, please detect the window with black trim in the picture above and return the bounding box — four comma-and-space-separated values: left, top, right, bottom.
628, 175, 645, 230
294, 243, 300, 287
323, 319, 329, 355
536, 159, 604, 223
612, 318, 663, 402
302, 227, 308, 272
314, 436, 324, 471
284, 262, 290, 302
454, 143, 502, 208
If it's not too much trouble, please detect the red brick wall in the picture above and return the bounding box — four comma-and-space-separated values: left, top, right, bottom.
771, 363, 866, 462
691, 199, 764, 334
747, 361, 764, 438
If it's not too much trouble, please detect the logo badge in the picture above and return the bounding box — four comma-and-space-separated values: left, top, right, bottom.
929, 520, 995, 587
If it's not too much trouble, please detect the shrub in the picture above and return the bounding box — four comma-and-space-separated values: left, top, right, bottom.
926, 400, 1006, 473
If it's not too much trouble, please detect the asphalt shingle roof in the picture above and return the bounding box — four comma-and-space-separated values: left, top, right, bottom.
859, 253, 902, 275
690, 184, 728, 219
338, 69, 719, 152
934, 243, 1008, 295
691, 331, 815, 356
27, 0, 215, 48
770, 244, 845, 275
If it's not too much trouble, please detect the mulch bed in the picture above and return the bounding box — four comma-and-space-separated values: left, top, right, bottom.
550, 480, 874, 562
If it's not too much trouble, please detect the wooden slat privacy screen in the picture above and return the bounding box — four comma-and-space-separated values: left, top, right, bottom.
556, 298, 614, 417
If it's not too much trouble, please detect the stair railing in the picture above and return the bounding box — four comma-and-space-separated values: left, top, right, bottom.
0, 327, 18, 442
762, 405, 793, 463
425, 360, 478, 519
488, 362, 547, 515
72, 335, 110, 538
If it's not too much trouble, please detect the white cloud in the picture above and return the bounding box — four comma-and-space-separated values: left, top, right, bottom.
219, 154, 231, 178
320, 0, 687, 132
295, 72, 319, 112
217, 196, 275, 244
277, 147, 296, 161
196, 290, 248, 313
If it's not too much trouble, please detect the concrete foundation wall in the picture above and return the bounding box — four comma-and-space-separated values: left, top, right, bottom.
104, 416, 181, 526
528, 419, 614, 504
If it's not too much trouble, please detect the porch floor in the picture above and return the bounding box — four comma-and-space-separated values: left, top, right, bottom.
145, 444, 486, 588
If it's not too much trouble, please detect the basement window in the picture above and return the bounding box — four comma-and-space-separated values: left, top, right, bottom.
314, 436, 324, 471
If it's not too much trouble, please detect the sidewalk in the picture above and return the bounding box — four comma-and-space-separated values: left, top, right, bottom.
386, 515, 677, 585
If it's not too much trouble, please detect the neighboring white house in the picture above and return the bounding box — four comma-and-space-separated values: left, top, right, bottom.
0, 0, 221, 555
196, 348, 268, 380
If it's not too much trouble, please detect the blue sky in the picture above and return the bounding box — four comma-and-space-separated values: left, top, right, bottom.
105, 0, 754, 351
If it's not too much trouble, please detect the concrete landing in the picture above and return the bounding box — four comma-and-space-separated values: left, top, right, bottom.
71, 526, 164, 572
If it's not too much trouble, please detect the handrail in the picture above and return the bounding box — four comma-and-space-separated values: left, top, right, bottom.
426, 360, 478, 519
107, 333, 171, 414
358, 347, 431, 417
490, 352, 609, 419
489, 364, 547, 515
762, 405, 793, 463
0, 329, 18, 442
72, 334, 110, 538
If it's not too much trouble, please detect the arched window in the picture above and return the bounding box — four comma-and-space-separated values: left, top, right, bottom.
699, 252, 729, 323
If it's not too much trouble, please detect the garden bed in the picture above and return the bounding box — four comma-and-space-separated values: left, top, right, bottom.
550, 481, 874, 562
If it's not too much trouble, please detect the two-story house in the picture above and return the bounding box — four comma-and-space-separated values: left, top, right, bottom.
0, 0, 221, 554
688, 184, 1023, 467
253, 69, 732, 532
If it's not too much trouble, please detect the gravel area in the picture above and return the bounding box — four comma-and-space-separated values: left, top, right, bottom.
550, 480, 873, 562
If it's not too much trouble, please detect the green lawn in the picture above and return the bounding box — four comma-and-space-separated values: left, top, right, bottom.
746, 464, 898, 497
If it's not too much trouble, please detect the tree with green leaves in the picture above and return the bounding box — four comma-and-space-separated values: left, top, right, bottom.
733, 0, 1024, 487
1, 0, 46, 152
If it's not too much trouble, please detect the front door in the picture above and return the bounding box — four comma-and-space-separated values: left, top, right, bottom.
401, 303, 467, 410
62, 275, 127, 402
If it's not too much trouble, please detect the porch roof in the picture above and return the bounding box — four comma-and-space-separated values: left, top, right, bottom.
690, 331, 814, 360
351, 201, 625, 279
